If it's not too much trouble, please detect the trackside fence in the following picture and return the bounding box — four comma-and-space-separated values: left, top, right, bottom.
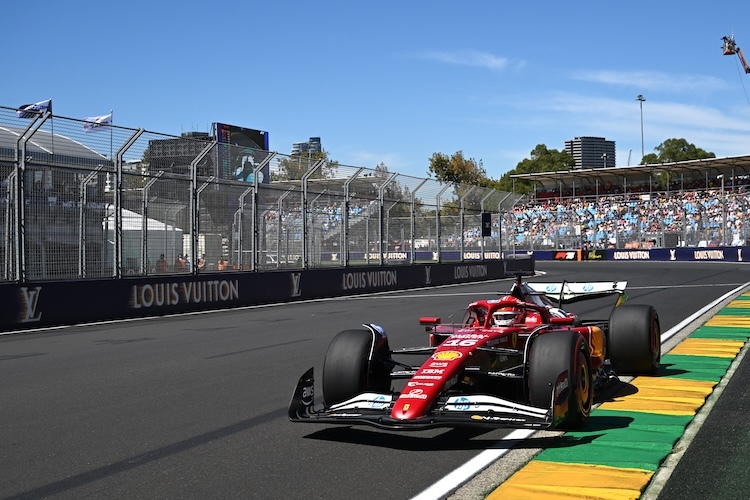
0, 106, 525, 283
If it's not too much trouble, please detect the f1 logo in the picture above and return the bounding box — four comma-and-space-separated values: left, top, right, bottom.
19, 286, 43, 322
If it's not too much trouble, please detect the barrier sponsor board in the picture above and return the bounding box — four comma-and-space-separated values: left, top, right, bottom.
511, 246, 748, 262
0, 261, 507, 331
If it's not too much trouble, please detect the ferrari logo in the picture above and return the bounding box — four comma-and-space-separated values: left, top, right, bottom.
403, 404, 410, 413
512, 332, 518, 348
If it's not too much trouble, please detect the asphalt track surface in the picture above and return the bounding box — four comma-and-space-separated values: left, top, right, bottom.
1, 261, 748, 499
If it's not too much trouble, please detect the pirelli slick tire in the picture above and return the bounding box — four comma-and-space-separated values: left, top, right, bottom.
528, 330, 593, 429
608, 304, 661, 375
322, 329, 390, 406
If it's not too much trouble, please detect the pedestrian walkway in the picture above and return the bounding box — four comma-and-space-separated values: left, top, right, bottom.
486, 293, 750, 499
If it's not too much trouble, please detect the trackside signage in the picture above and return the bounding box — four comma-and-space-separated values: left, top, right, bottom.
512, 246, 748, 262
612, 250, 651, 260
341, 270, 398, 291
0, 261, 508, 332
692, 249, 726, 260
453, 264, 488, 280
130, 280, 239, 309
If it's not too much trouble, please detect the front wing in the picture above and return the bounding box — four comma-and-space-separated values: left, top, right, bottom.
288, 368, 565, 430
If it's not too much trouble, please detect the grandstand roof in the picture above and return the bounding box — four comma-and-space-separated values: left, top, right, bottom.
510, 154, 750, 192
0, 126, 109, 166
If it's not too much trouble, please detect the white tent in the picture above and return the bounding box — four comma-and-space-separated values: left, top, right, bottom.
104, 208, 184, 273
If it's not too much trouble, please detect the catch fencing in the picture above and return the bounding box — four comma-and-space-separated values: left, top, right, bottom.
0, 105, 524, 283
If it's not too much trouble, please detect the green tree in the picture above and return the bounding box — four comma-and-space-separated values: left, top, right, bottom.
374, 162, 413, 218
273, 149, 337, 181
640, 138, 716, 164
494, 144, 575, 193
428, 151, 486, 185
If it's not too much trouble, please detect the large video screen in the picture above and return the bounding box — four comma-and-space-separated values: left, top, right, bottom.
214, 122, 270, 183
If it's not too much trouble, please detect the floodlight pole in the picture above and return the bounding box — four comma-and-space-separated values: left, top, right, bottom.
637, 95, 646, 160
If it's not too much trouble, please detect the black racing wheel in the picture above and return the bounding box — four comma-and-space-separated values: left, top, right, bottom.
528, 330, 593, 429
608, 304, 661, 375
322, 329, 390, 405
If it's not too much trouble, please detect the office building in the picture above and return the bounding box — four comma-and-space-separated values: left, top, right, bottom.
565, 136, 616, 169
292, 137, 322, 156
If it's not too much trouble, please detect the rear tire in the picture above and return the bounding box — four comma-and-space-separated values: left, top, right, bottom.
608, 304, 660, 375
528, 330, 593, 429
322, 329, 390, 405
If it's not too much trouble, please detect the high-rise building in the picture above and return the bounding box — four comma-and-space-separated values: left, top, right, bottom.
292, 137, 322, 156
146, 131, 213, 175
564, 136, 616, 169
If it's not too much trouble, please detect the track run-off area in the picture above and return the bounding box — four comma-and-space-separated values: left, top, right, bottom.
2, 261, 749, 499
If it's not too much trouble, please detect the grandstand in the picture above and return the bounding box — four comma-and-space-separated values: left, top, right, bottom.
507, 156, 750, 250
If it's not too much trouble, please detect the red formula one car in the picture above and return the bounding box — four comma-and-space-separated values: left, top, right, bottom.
289, 272, 660, 431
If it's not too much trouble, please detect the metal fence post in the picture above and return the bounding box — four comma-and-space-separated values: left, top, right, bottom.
141, 171, 163, 274
114, 129, 144, 278
435, 184, 451, 263
343, 168, 364, 267
410, 179, 428, 264
78, 166, 103, 278
378, 172, 398, 265
301, 160, 324, 269
459, 186, 477, 262
238, 185, 254, 270
189, 142, 216, 274
194, 176, 215, 274
14, 112, 50, 282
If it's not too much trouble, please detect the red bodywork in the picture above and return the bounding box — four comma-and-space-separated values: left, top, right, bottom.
289, 278, 615, 431
391, 295, 604, 422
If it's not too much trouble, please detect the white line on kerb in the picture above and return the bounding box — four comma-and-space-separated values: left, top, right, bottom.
410, 429, 534, 500
411, 280, 750, 500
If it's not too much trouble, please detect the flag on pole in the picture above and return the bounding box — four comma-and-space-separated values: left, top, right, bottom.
16, 99, 52, 118
83, 112, 113, 132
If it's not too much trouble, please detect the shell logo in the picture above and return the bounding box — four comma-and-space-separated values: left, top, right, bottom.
432, 350, 463, 361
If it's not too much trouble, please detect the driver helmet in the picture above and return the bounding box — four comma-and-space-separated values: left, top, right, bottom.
493, 308, 521, 327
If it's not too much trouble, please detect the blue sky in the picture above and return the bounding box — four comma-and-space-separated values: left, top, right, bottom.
4, 1, 750, 179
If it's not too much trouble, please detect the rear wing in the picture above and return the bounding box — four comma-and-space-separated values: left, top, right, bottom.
525, 281, 627, 305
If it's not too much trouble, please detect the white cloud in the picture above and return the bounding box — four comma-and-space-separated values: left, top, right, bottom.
419, 50, 523, 71
492, 91, 750, 165
571, 70, 727, 93
515, 91, 746, 130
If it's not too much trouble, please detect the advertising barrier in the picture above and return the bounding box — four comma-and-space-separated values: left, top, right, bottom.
513, 246, 750, 262
0, 259, 526, 332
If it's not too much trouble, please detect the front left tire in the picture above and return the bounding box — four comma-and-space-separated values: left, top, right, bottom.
322, 329, 390, 405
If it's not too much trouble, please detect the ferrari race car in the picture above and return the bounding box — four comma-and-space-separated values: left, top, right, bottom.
289, 274, 661, 431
